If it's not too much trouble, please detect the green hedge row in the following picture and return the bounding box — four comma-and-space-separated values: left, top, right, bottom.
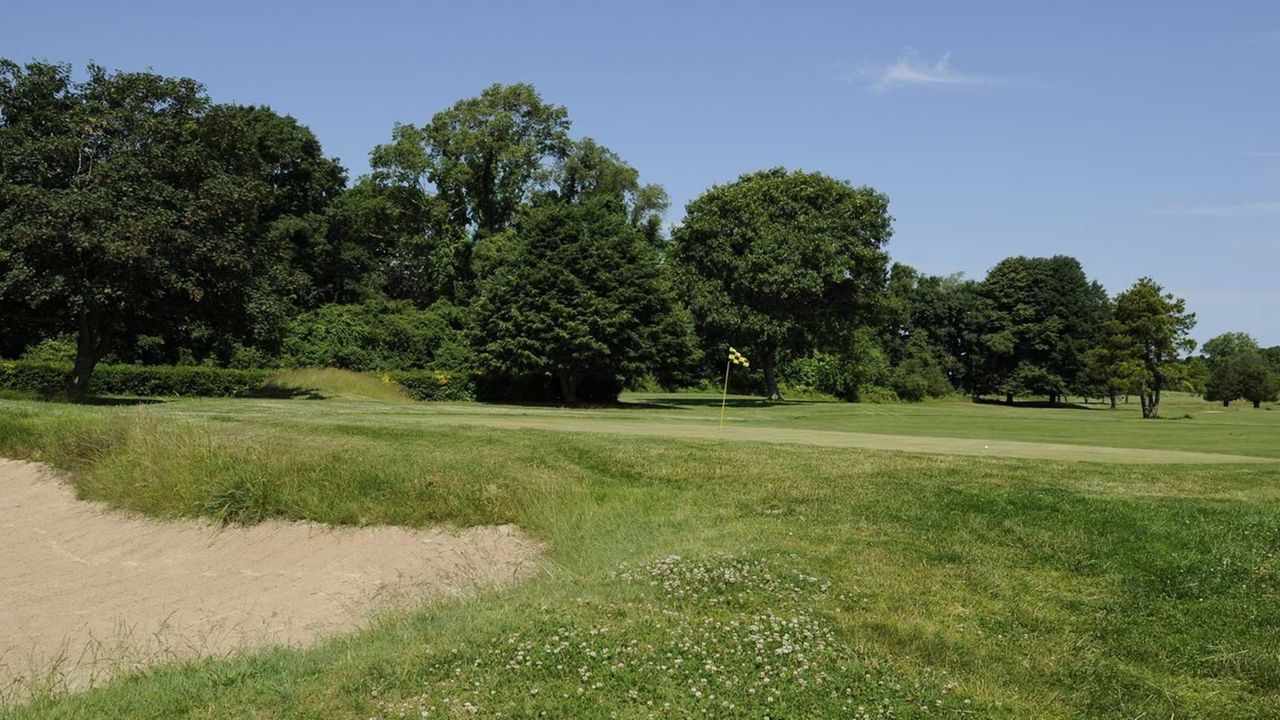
0, 360, 477, 401
387, 369, 475, 402
0, 361, 272, 397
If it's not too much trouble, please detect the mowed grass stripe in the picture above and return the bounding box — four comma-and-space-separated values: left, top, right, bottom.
404, 413, 1274, 464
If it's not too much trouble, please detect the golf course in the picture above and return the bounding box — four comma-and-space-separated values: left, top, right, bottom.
2, 377, 1277, 718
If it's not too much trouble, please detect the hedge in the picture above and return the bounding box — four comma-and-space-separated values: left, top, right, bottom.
0, 361, 477, 402
0, 361, 272, 397
386, 369, 475, 402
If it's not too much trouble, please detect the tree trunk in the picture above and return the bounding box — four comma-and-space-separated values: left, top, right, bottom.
1254, 399, 1262, 409
762, 346, 781, 402
1222, 399, 1230, 407
1141, 392, 1160, 419
1109, 393, 1117, 409
556, 371, 580, 405
1049, 393, 1059, 406
1005, 392, 1014, 405
65, 310, 112, 400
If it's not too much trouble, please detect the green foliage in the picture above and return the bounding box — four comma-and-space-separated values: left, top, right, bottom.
473, 184, 695, 403
18, 335, 77, 364
673, 168, 893, 400
973, 255, 1109, 400
1104, 278, 1197, 418
279, 299, 473, 372
0, 60, 346, 394
387, 369, 475, 401
1201, 331, 1259, 368
0, 360, 270, 397
890, 356, 952, 402
1207, 352, 1279, 408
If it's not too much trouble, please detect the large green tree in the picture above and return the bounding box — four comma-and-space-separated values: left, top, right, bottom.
1103, 278, 1196, 418
672, 168, 893, 400
473, 145, 695, 404
1202, 332, 1260, 406
974, 255, 1109, 404
0, 60, 344, 394
366, 83, 571, 302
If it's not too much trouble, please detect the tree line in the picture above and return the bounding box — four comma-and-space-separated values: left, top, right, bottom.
2, 60, 1277, 416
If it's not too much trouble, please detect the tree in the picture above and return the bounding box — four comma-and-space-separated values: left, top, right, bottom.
0, 61, 345, 394
1083, 336, 1145, 409
1202, 331, 1259, 368
1236, 353, 1280, 408
1200, 331, 1260, 407
973, 255, 1109, 405
1106, 278, 1196, 418
0, 61, 209, 395
367, 83, 572, 300
473, 146, 695, 404
672, 168, 893, 400
1208, 351, 1278, 409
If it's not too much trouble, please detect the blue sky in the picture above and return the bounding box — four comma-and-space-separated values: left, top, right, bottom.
4, 0, 1277, 344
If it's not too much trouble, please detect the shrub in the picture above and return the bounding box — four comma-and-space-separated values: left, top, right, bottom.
280, 299, 473, 372
388, 369, 475, 402
0, 361, 270, 397
889, 358, 952, 402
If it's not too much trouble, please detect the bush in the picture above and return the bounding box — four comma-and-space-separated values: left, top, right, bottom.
19, 335, 77, 364
388, 369, 475, 402
889, 358, 952, 402
0, 361, 270, 397
280, 299, 473, 372
857, 385, 901, 404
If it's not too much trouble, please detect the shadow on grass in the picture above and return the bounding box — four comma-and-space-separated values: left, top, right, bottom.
972, 397, 1100, 411
620, 396, 817, 410
246, 383, 328, 401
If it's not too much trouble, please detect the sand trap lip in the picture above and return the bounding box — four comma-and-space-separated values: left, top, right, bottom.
0, 458, 542, 697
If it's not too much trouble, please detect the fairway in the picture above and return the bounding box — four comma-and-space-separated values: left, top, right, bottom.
142, 390, 1280, 464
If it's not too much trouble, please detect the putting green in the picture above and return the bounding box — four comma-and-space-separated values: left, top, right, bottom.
409, 412, 1273, 465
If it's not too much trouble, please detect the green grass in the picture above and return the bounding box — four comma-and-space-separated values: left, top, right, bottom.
1, 393, 1278, 718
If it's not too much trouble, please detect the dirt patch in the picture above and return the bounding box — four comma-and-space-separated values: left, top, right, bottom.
0, 458, 541, 697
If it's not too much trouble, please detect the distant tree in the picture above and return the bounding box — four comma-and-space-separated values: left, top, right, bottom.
974, 256, 1109, 405
1210, 352, 1279, 409
1200, 332, 1261, 406
672, 168, 892, 400
1105, 278, 1196, 418
1082, 336, 1145, 409
1201, 331, 1259, 368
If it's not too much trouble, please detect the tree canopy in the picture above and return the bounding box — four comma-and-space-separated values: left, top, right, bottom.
672, 168, 893, 400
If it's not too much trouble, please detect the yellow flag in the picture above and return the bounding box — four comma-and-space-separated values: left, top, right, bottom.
728, 347, 750, 367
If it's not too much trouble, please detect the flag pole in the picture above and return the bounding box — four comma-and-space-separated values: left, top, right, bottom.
720, 354, 732, 431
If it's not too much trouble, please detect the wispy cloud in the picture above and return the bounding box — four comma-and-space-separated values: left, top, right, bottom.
1158, 201, 1280, 218
852, 51, 1004, 92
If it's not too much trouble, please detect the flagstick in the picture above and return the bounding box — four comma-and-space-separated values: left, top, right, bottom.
720, 356, 732, 431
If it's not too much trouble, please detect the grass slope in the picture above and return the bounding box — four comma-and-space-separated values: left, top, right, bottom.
0, 394, 1278, 718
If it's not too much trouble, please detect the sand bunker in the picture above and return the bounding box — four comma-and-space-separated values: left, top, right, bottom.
0, 458, 541, 695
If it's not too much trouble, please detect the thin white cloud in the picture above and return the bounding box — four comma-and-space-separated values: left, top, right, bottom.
1158, 201, 1280, 218
854, 51, 1002, 92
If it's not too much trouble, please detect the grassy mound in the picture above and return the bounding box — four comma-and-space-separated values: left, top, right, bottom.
262, 368, 411, 402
